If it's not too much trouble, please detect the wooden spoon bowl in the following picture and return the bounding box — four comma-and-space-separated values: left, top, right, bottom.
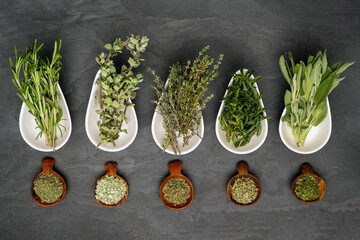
159, 160, 194, 210
31, 158, 66, 207
227, 161, 261, 206
291, 163, 326, 204
94, 162, 129, 208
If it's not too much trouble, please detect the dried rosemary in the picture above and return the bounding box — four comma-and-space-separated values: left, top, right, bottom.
294, 176, 320, 201
33, 173, 63, 203
231, 177, 258, 204
95, 175, 127, 205
163, 178, 191, 206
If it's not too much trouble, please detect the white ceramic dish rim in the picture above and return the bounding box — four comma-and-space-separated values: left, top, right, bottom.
278, 97, 332, 154
85, 70, 138, 152
19, 84, 72, 152
151, 79, 204, 155
215, 69, 268, 154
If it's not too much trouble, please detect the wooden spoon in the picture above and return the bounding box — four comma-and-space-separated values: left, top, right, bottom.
94, 162, 129, 208
159, 160, 194, 210
291, 163, 326, 204
31, 158, 66, 207
227, 161, 261, 206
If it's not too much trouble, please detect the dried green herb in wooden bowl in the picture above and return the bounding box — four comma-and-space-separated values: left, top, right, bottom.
294, 176, 320, 201
230, 177, 259, 204
33, 173, 63, 203
162, 178, 191, 206
95, 175, 127, 205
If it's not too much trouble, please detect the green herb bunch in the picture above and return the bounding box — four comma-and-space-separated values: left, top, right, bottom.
95, 35, 149, 147
10, 39, 64, 151
220, 69, 269, 147
279, 51, 354, 146
149, 46, 223, 155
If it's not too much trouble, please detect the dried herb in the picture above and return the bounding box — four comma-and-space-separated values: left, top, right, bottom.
95, 175, 127, 205
280, 51, 354, 146
163, 177, 191, 206
231, 177, 258, 204
220, 69, 269, 147
295, 176, 320, 201
33, 173, 63, 203
149, 46, 223, 155
95, 35, 149, 147
9, 39, 64, 151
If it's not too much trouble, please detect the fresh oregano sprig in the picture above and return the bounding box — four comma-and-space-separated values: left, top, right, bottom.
220, 69, 269, 147
149, 46, 223, 155
279, 50, 354, 146
95, 35, 149, 147
9, 39, 64, 151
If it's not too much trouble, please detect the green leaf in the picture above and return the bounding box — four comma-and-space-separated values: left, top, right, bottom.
322, 50, 327, 74
279, 55, 292, 86
313, 101, 328, 126
313, 71, 336, 105
104, 44, 112, 50
128, 58, 136, 67
336, 61, 355, 75
112, 100, 121, 108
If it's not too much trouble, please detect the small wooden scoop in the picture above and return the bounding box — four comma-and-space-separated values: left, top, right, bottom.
31, 158, 66, 207
159, 160, 194, 210
94, 162, 128, 208
227, 161, 261, 206
291, 163, 326, 204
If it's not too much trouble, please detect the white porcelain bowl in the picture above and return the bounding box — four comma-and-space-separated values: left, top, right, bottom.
19, 85, 72, 152
85, 70, 138, 152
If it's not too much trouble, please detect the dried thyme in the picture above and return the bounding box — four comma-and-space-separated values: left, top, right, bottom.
95, 175, 127, 205
294, 176, 320, 201
163, 178, 191, 206
33, 173, 63, 203
231, 177, 258, 204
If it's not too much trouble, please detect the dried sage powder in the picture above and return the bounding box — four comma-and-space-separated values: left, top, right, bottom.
163, 178, 190, 206
231, 177, 258, 204
95, 175, 127, 205
33, 173, 63, 203
295, 176, 320, 201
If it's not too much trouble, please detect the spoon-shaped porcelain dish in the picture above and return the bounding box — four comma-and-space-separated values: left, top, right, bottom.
215, 69, 268, 154
85, 70, 138, 152
159, 160, 194, 210
291, 163, 326, 204
94, 162, 129, 208
279, 98, 332, 154
31, 158, 66, 207
19, 85, 72, 152
151, 79, 204, 155
227, 161, 261, 206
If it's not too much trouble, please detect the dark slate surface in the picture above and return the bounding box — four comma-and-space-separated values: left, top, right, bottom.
0, 0, 359, 239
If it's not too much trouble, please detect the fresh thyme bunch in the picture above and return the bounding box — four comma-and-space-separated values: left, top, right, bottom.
10, 39, 64, 151
95, 35, 149, 147
149, 46, 223, 155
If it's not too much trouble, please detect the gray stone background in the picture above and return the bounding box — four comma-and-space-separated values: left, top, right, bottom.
0, 0, 359, 239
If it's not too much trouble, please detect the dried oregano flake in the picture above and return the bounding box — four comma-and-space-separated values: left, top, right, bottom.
231, 177, 258, 204
163, 178, 190, 206
95, 175, 127, 205
33, 173, 63, 203
295, 176, 320, 201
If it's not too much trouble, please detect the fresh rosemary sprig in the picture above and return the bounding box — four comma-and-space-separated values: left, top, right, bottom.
95, 35, 149, 147
9, 39, 64, 151
280, 51, 354, 146
149, 46, 223, 155
220, 69, 269, 147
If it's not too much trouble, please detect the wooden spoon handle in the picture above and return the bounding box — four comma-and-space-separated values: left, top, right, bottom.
105, 162, 117, 176
301, 163, 313, 175
42, 158, 54, 172
237, 161, 249, 175
168, 160, 182, 176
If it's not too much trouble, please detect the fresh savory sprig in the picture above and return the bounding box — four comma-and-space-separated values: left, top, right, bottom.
95, 35, 149, 147
220, 69, 269, 147
279, 50, 354, 146
9, 39, 64, 151
149, 46, 223, 155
